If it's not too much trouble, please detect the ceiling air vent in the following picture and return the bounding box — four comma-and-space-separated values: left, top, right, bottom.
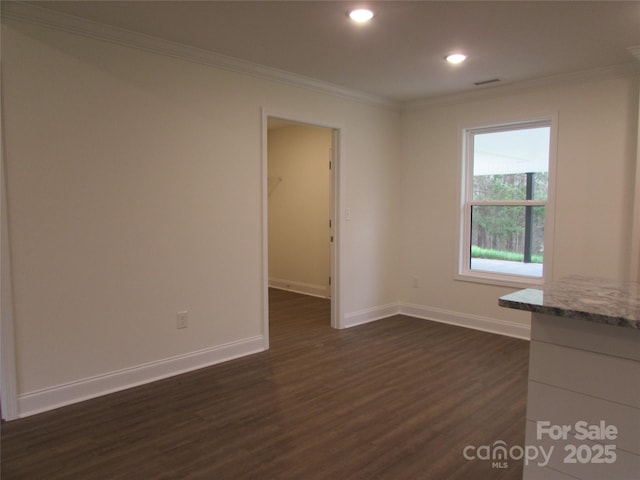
474, 78, 501, 86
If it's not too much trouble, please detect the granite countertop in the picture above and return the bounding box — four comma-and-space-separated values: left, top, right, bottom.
499, 275, 640, 329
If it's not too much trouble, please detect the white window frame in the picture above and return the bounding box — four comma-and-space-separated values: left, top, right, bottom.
457, 116, 557, 287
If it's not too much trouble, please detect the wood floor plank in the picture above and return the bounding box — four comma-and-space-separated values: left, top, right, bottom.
1, 289, 529, 479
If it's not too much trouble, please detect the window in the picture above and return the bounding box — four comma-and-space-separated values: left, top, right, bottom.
459, 118, 555, 285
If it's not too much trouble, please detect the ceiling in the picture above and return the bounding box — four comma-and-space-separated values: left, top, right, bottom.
23, 1, 640, 103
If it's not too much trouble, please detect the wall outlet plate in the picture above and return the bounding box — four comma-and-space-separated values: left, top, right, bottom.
177, 311, 188, 329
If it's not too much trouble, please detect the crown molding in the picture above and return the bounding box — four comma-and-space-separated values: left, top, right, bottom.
403, 61, 640, 112
1, 1, 399, 110
3, 2, 637, 114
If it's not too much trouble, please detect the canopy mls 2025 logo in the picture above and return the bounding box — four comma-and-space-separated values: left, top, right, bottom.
463, 420, 618, 470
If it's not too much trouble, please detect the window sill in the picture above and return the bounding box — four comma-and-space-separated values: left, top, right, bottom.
454, 269, 545, 289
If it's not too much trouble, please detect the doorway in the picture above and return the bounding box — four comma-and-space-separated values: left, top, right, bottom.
262, 114, 340, 346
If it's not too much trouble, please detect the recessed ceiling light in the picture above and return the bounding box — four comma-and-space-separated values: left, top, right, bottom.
446, 53, 467, 64
349, 9, 374, 23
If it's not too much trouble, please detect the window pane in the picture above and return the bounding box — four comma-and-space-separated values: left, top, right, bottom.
470, 205, 545, 277
472, 127, 549, 201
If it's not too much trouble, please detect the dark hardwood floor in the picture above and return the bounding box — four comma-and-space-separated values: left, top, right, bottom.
1, 289, 529, 479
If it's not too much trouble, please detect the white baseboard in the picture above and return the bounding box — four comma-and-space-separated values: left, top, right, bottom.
399, 303, 530, 340
269, 277, 329, 298
341, 302, 530, 339
18, 335, 265, 418
342, 303, 400, 328
16, 304, 528, 417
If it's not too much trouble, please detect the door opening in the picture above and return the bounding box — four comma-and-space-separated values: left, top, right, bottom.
262, 114, 340, 347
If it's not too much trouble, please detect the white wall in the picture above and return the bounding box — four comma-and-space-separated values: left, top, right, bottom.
268, 125, 332, 298
3, 11, 637, 419
400, 72, 639, 331
1, 19, 400, 416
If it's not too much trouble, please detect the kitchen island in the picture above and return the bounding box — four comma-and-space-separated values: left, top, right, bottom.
499, 276, 639, 480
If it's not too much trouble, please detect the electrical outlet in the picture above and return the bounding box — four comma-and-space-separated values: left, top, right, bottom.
177, 311, 188, 329
412, 276, 420, 288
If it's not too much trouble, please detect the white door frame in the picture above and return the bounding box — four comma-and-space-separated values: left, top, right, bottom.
632, 77, 640, 281
261, 109, 343, 349
1, 91, 19, 420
